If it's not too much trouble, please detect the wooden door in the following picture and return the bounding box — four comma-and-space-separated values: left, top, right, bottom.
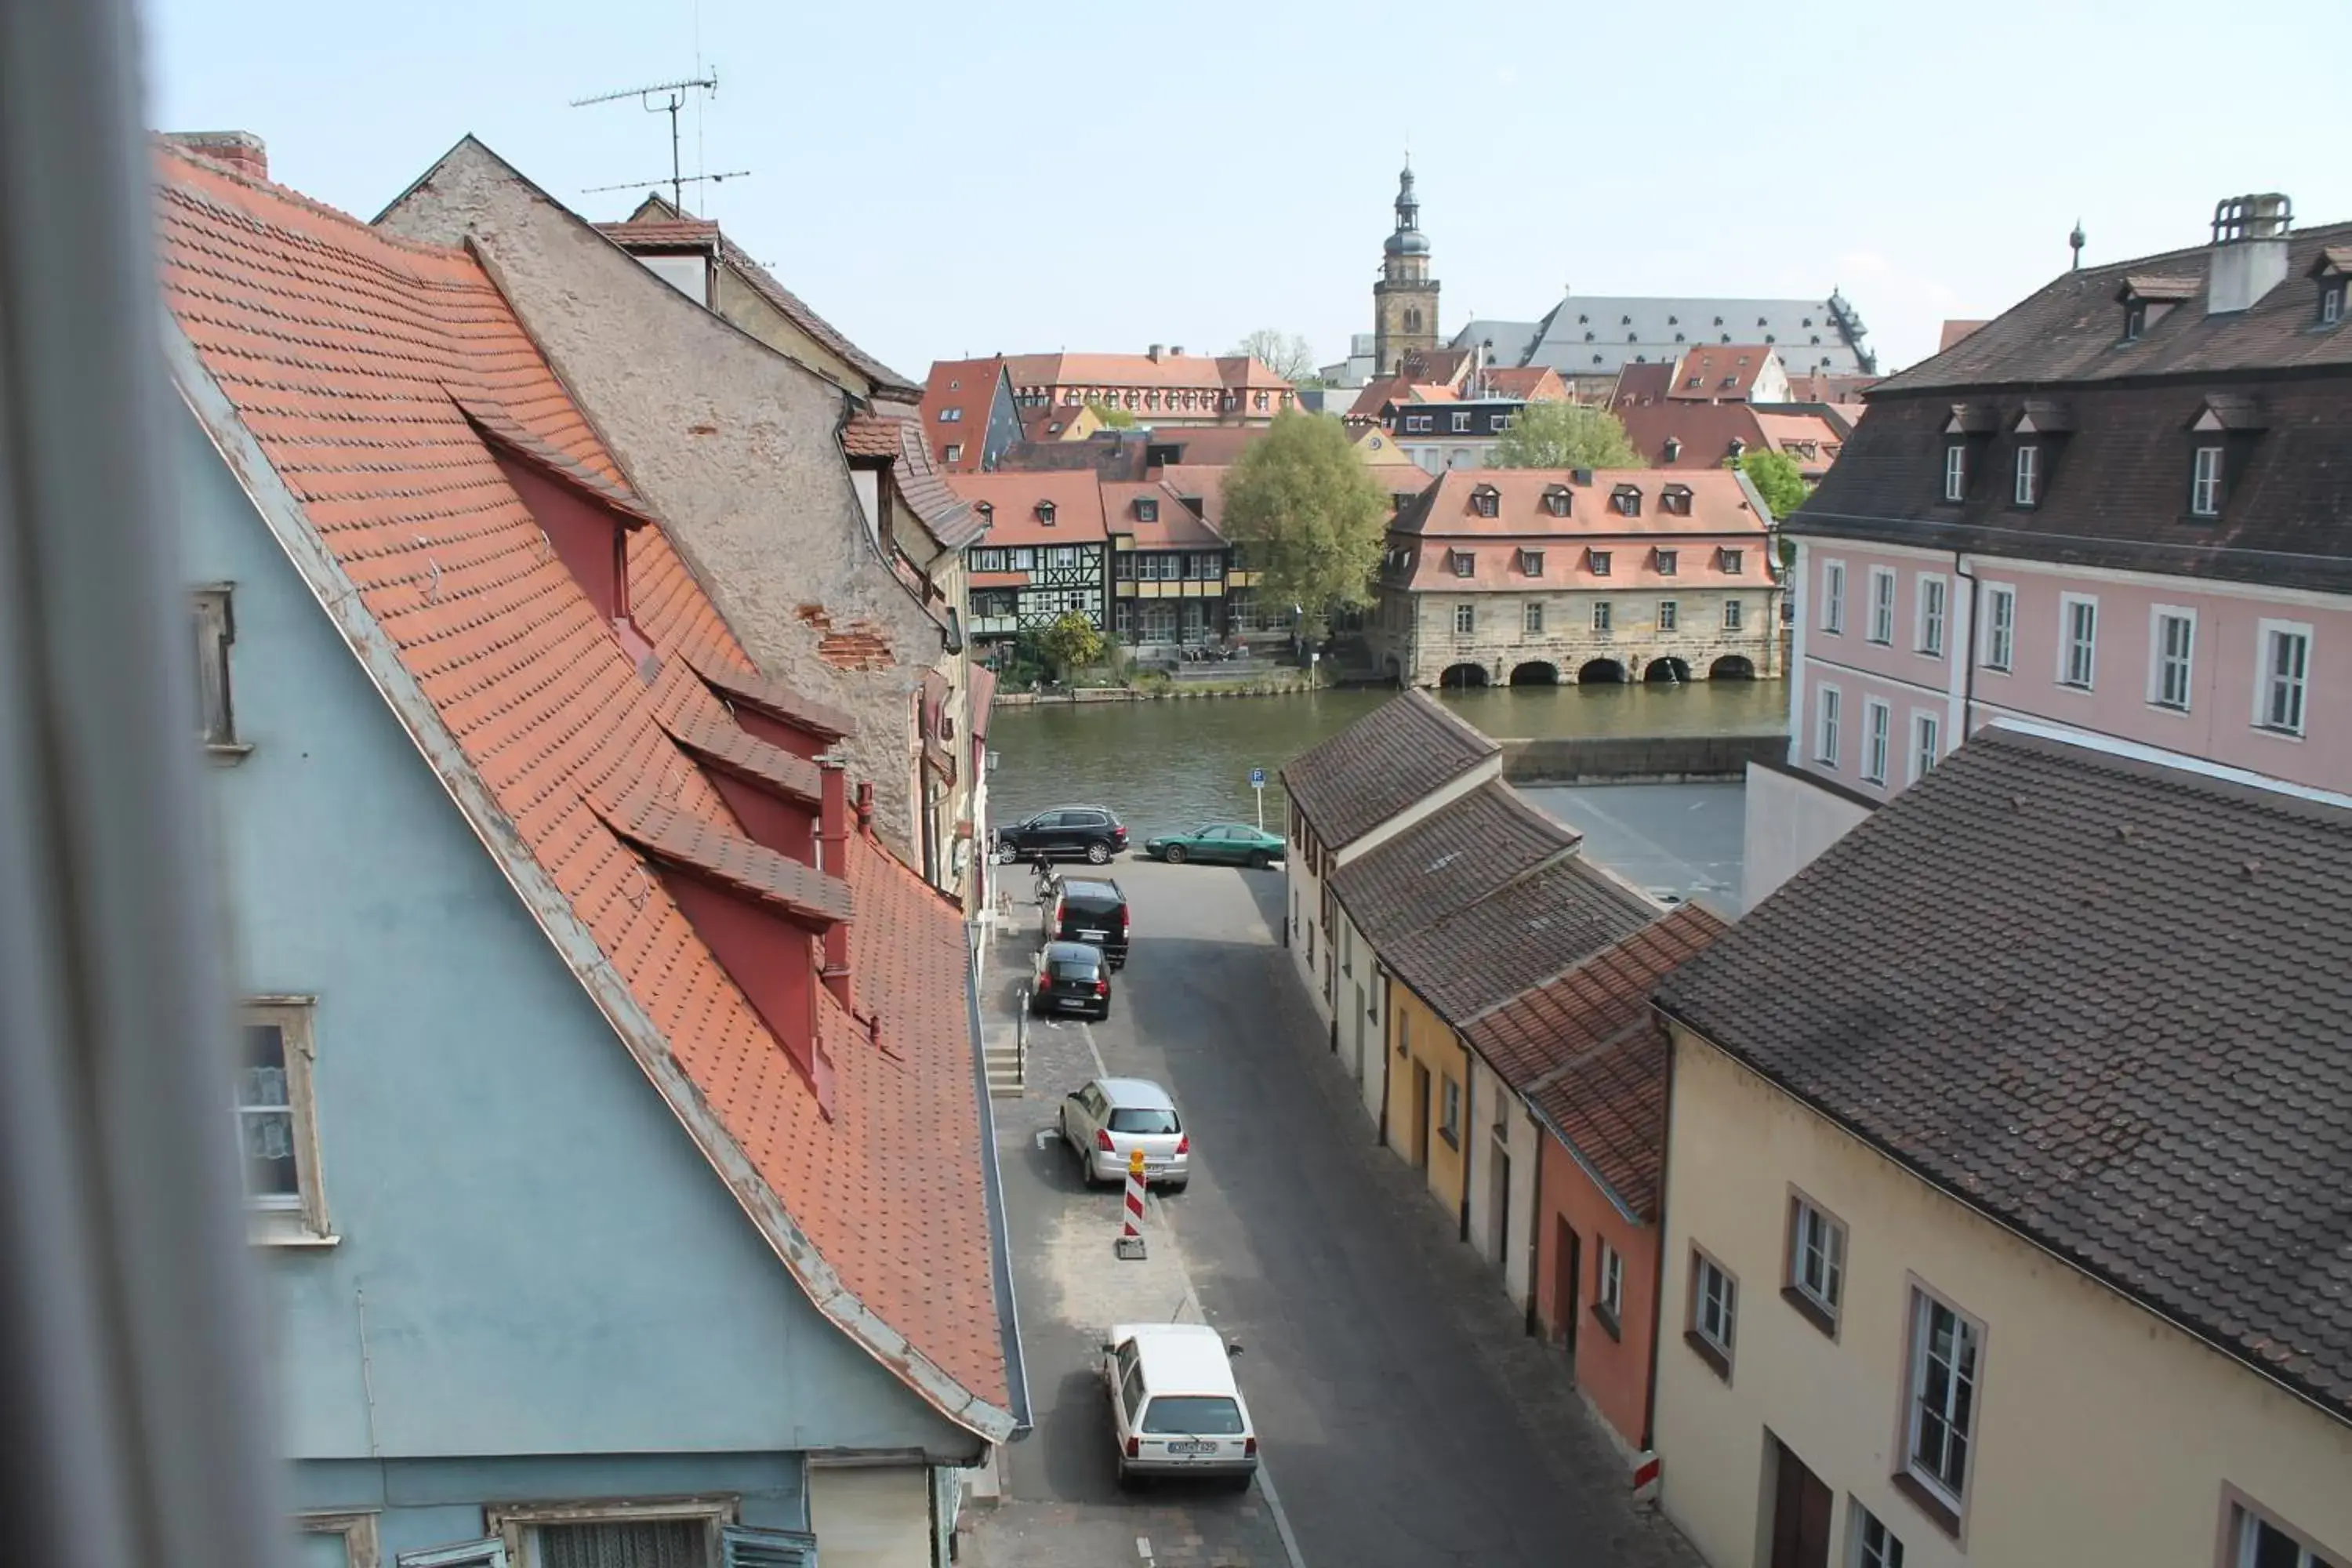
1555, 1218, 1580, 1356
1410, 1062, 1432, 1169
1769, 1436, 1834, 1568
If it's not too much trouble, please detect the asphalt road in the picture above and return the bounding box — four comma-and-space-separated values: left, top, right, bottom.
970, 858, 1701, 1568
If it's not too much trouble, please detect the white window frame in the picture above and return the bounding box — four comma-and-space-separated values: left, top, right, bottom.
1867, 567, 1896, 644
2227, 1494, 2337, 1568
1453, 603, 1475, 637
239, 996, 331, 1243
1851, 1504, 1906, 1568
1722, 599, 1744, 631
194, 584, 247, 755
2149, 606, 2196, 712
2327, 284, 2346, 327
1820, 558, 1846, 634
1688, 1247, 1737, 1370
1942, 441, 1966, 501
2059, 593, 2098, 689
2255, 619, 2312, 737
1911, 710, 1940, 785
1523, 601, 1544, 635
1450, 410, 1472, 433
1902, 1284, 1984, 1516
485, 1497, 738, 1568
1592, 601, 1613, 633
1816, 684, 1842, 768
1598, 1240, 1625, 1320
2013, 441, 2040, 506
1787, 1192, 1846, 1324
1915, 574, 1947, 657
2190, 444, 2225, 517
1862, 699, 1891, 786
1658, 600, 1679, 632
396, 1543, 509, 1568
1980, 583, 2016, 673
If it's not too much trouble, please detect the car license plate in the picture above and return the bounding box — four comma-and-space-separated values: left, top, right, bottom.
1077, 928, 1107, 942
1056, 997, 1087, 1010
1164, 1440, 1214, 1455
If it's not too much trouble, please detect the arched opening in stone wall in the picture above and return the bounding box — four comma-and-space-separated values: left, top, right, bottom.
1383, 655, 1404, 686
1644, 657, 1691, 684
1575, 658, 1627, 685
1438, 662, 1490, 690
1709, 655, 1757, 681
1508, 661, 1559, 687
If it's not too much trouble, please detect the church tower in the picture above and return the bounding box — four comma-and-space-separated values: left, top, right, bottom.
1373, 161, 1440, 375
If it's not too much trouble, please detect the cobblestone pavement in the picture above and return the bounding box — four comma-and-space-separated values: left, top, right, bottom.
960, 859, 1702, 1568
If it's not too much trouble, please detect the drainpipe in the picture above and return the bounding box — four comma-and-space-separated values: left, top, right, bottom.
1952, 549, 1979, 739
1458, 1038, 1474, 1244
1524, 1120, 1545, 1338
1375, 974, 1393, 1149
1639, 1018, 1679, 1455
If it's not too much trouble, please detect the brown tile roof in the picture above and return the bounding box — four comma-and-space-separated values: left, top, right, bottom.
1017, 404, 1088, 441
663, 706, 824, 804
840, 410, 903, 458
1657, 726, 2352, 1424
1667, 344, 1778, 401
1103, 481, 1223, 547
1143, 425, 1266, 466
685, 649, 857, 740
852, 400, 985, 552
595, 216, 720, 247
1149, 464, 1229, 523
1482, 365, 1567, 401
946, 470, 1111, 546
1611, 401, 1769, 469
1279, 691, 1497, 848
1783, 369, 1878, 405
1382, 857, 1659, 1028
1878, 219, 2352, 392
1329, 781, 1577, 946
159, 147, 1011, 1431
1610, 361, 1677, 407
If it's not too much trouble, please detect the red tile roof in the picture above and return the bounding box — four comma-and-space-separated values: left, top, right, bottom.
922, 358, 1007, 471
687, 648, 856, 740
1388, 469, 1768, 591
844, 401, 985, 552
946, 470, 1110, 546
1610, 361, 1676, 408
1481, 365, 1568, 401
158, 145, 1012, 1436
595, 217, 720, 248
1102, 481, 1223, 547
1612, 401, 1770, 468
1004, 351, 1292, 394
1937, 318, 1991, 353
1468, 905, 1727, 1218
1667, 343, 1778, 401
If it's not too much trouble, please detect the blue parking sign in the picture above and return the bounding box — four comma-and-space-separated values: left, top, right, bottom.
1249, 768, 1265, 787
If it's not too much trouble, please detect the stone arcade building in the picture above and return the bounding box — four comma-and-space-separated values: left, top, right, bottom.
1367, 468, 1783, 688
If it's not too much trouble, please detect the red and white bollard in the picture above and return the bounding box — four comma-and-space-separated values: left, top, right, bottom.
1116, 1147, 1148, 1259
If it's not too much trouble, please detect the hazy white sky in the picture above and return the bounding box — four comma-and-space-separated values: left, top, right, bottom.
145, 0, 2350, 381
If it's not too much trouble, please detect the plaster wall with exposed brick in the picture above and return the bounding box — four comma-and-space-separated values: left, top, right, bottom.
376, 139, 942, 858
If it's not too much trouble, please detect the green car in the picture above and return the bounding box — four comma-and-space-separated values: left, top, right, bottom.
1142, 823, 1287, 869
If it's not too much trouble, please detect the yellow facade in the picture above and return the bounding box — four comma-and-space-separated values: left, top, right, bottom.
1383, 979, 1469, 1224
1653, 1022, 2352, 1568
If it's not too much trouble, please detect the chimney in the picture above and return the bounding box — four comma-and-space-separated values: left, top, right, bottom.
817, 757, 853, 1014
855, 781, 875, 837
1148, 343, 1166, 362
2208, 193, 2292, 314
1170, 346, 1185, 357
166, 130, 267, 181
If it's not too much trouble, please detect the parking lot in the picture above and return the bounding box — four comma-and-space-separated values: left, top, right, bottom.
963, 858, 1700, 1568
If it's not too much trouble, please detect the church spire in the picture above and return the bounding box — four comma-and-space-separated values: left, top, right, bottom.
1394, 158, 1419, 235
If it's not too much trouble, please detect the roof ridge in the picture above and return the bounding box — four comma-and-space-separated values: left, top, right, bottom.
157, 142, 467, 266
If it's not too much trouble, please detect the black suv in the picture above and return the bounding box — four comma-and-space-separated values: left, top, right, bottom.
1047, 877, 1130, 969
995, 804, 1128, 866
1030, 940, 1112, 1019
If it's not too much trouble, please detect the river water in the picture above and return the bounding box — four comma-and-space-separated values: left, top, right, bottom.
986, 680, 1786, 843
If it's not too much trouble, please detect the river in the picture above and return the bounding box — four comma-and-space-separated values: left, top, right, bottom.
985, 680, 1785, 844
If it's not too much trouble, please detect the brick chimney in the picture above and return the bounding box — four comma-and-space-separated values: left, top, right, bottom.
816, 758, 854, 1014
166, 131, 267, 181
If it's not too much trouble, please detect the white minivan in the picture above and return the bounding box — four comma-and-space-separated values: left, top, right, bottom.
1102, 1323, 1257, 1487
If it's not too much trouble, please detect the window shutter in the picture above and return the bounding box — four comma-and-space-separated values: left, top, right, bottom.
396, 1540, 510, 1568
721, 1524, 819, 1567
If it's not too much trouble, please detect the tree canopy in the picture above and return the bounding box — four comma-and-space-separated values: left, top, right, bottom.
1219, 411, 1389, 633
1488, 401, 1644, 470
1037, 611, 1107, 677
1229, 328, 1319, 385
1083, 399, 1137, 429
1737, 447, 1810, 519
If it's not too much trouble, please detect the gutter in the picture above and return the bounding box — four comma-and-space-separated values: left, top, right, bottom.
967, 921, 1033, 1434
1652, 1000, 2352, 1439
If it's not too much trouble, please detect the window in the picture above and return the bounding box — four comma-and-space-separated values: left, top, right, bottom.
937, 406, 963, 422
1036, 501, 1056, 526
1453, 603, 1475, 636
1867, 568, 1895, 644
1472, 486, 1500, 517
1820, 560, 1846, 633
2325, 282, 2346, 327
1816, 685, 1842, 766
1719, 548, 1744, 575
1597, 1240, 1624, 1324
2013, 443, 2040, 506
1916, 576, 1946, 656
1853, 1507, 1907, 1568
1592, 602, 1613, 632
1450, 550, 1475, 578
194, 586, 241, 750
1523, 602, 1544, 635
2152, 608, 2195, 710
2258, 620, 2311, 735
1406, 414, 1432, 432
1904, 1287, 1983, 1512
1518, 548, 1545, 576
1136, 497, 1159, 523
1982, 585, 2015, 672
1655, 547, 1679, 576
1686, 1250, 1737, 1376
1941, 443, 1966, 500
1613, 487, 1642, 517
2191, 445, 2225, 517
1543, 488, 1570, 517
303, 1512, 383, 1568
396, 1542, 508, 1568
1451, 411, 1472, 432
1786, 1195, 1846, 1326
1588, 549, 1613, 577
1439, 1075, 1461, 1145
238, 999, 328, 1240
942, 443, 962, 463
1658, 601, 1679, 631
1722, 600, 1744, 630
1912, 711, 1940, 783
2228, 1500, 2341, 1568
2060, 595, 2098, 688
1862, 699, 1891, 785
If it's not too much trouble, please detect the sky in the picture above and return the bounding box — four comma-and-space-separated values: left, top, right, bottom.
145, 0, 2350, 383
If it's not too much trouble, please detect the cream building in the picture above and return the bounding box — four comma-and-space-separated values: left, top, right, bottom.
1650, 726, 2352, 1568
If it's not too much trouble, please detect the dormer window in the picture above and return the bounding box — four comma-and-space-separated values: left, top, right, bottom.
2310, 245, 2352, 326
2116, 274, 2197, 342
1661, 485, 1693, 516
1942, 442, 1967, 501
1663, 437, 1682, 463
1612, 485, 1642, 517
1137, 498, 1159, 523
2326, 282, 2345, 326
2186, 397, 2267, 519
976, 500, 994, 524
1449, 550, 1475, 578
2190, 445, 2224, 517
2013, 444, 2040, 506
1036, 500, 1056, 526
1541, 486, 1571, 518
1472, 485, 1500, 518
1518, 548, 1544, 576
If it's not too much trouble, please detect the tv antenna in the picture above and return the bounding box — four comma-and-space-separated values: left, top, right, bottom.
570, 72, 748, 213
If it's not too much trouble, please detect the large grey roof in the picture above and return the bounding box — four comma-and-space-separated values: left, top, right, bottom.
1657, 726, 2352, 1425
1279, 691, 1495, 848
1450, 318, 1546, 368
1457, 294, 1871, 376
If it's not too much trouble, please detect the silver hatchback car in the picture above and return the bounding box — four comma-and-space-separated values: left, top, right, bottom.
1061, 1076, 1189, 1189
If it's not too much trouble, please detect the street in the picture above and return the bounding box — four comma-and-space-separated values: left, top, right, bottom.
965, 858, 1701, 1568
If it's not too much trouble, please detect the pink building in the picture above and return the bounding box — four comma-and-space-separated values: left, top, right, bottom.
1751, 192, 2352, 902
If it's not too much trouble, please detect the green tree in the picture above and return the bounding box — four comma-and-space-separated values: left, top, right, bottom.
1219, 410, 1389, 634
1037, 611, 1107, 680
1488, 401, 1644, 470
1737, 447, 1810, 520
1084, 399, 1138, 429
1229, 328, 1319, 384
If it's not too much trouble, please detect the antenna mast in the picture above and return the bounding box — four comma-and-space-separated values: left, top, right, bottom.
570, 72, 731, 213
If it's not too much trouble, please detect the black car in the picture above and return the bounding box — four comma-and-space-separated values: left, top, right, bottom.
996, 804, 1129, 866
1047, 877, 1130, 969
1031, 941, 1112, 1019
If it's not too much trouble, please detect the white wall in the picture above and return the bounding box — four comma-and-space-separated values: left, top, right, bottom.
1740, 760, 1872, 907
